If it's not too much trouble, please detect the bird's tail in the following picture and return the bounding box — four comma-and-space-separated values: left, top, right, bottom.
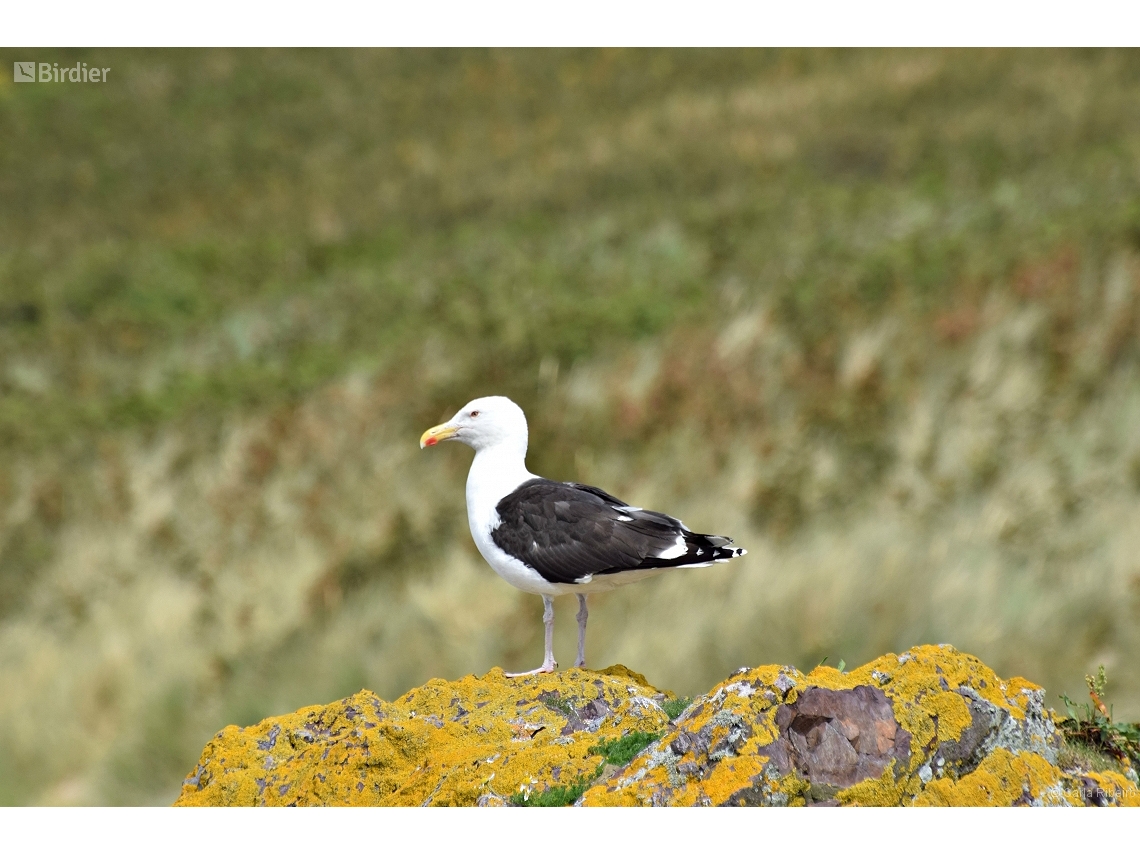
641, 529, 746, 570
702, 534, 746, 563
712, 545, 747, 562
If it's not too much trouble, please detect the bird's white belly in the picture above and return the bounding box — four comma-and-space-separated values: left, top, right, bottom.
467, 503, 564, 596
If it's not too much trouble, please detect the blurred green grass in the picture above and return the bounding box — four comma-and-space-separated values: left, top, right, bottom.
1, 48, 1139, 805
6, 49, 1139, 456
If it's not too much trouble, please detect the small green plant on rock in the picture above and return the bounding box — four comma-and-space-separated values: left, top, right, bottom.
509, 729, 664, 806
1058, 666, 1140, 774
539, 693, 576, 718
590, 730, 663, 766
661, 696, 691, 720
509, 772, 597, 807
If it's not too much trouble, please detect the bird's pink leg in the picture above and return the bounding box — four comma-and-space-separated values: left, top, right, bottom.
505, 595, 557, 677
574, 594, 588, 668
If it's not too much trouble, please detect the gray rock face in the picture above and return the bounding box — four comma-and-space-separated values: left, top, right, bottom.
938, 684, 1059, 770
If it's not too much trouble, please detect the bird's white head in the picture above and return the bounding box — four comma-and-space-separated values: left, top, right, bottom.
419, 395, 529, 455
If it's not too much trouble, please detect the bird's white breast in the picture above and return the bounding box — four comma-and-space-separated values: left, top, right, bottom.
464, 446, 566, 596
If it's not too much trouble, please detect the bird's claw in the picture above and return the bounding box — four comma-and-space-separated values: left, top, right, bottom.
505, 661, 557, 678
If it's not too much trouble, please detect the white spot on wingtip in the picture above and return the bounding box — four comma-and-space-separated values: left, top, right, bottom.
657, 535, 687, 560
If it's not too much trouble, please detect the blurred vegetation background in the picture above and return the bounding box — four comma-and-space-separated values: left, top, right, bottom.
1, 48, 1139, 805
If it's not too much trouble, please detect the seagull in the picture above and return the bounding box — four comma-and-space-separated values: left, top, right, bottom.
420, 396, 746, 676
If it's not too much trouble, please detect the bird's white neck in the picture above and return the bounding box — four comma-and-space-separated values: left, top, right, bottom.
466, 442, 533, 517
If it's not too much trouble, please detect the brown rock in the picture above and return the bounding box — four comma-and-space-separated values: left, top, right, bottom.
767, 685, 911, 787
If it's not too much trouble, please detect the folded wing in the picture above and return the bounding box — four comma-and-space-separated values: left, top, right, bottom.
490, 478, 744, 585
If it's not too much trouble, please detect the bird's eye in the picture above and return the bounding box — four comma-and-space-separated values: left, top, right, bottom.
470, 410, 479, 417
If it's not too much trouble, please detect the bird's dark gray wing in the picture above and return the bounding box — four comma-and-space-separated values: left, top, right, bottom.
490, 478, 741, 585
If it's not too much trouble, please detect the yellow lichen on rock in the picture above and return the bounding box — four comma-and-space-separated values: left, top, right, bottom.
1070, 770, 1140, 807
846, 645, 1027, 773
922, 691, 973, 745
914, 748, 1073, 806
175, 644, 1134, 807
836, 762, 915, 806
583, 662, 801, 806
176, 666, 672, 806
804, 665, 863, 691
585, 644, 1066, 807
584, 661, 853, 806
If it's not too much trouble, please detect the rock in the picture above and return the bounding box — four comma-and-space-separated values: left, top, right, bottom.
175, 664, 672, 806
175, 645, 1140, 807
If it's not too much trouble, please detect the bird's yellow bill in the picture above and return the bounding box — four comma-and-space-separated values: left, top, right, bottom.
420, 423, 458, 448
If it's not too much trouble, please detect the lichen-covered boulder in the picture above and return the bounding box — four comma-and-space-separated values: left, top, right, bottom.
175, 645, 1140, 807
175, 664, 672, 806
581, 645, 1137, 806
